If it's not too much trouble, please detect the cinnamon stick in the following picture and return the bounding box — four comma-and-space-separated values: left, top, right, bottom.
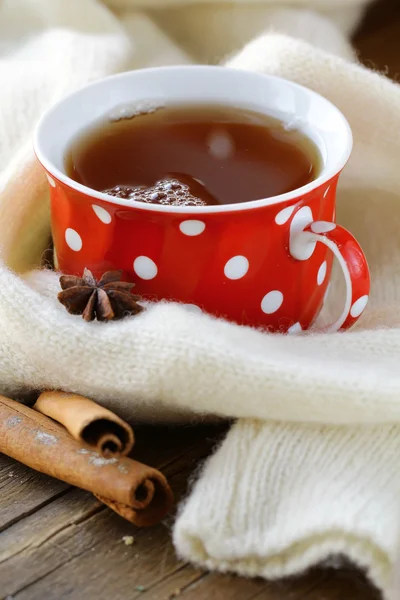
0, 395, 173, 527
34, 391, 134, 458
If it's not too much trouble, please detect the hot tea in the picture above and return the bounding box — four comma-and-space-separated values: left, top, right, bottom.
65, 104, 321, 207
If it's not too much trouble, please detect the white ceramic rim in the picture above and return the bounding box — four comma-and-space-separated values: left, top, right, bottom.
34, 65, 353, 215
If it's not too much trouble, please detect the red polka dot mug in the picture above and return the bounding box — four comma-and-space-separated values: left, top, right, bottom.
34, 66, 370, 333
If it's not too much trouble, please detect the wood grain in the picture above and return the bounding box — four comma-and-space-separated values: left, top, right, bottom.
0, 424, 381, 600
0, 454, 69, 533
1, 1, 399, 598
0, 425, 226, 599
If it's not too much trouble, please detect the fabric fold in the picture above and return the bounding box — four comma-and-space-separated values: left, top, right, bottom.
174, 419, 400, 597
0, 264, 399, 425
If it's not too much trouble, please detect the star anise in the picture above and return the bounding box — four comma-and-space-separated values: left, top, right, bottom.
58, 268, 143, 322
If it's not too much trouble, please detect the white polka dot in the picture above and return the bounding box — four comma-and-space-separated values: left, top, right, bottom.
311, 221, 336, 234
179, 220, 206, 236
350, 295, 369, 318
183, 304, 202, 314
133, 256, 158, 280
46, 174, 56, 188
289, 206, 316, 261
317, 261, 327, 286
65, 228, 82, 252
288, 322, 302, 334
261, 290, 284, 314
275, 205, 295, 225
224, 256, 249, 280
92, 204, 112, 224
323, 185, 330, 198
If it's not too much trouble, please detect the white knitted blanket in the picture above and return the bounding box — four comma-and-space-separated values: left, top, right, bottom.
2, 0, 400, 597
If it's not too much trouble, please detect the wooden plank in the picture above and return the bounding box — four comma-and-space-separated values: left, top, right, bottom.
9, 501, 186, 600
0, 454, 69, 532
0, 423, 381, 600
0, 489, 102, 594
174, 567, 379, 600
131, 565, 206, 600
300, 567, 381, 600
0, 425, 224, 599
4, 418, 382, 600
177, 573, 270, 600
0, 488, 100, 561
175, 568, 331, 600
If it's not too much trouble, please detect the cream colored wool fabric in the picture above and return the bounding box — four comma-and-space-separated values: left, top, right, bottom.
174, 420, 400, 595
2, 0, 400, 598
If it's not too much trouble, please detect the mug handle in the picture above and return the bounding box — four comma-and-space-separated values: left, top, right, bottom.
288, 206, 370, 333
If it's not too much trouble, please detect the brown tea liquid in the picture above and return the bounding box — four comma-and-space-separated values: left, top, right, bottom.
65, 104, 321, 206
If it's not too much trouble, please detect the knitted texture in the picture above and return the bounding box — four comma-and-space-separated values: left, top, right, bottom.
174, 420, 400, 594
4, 0, 400, 597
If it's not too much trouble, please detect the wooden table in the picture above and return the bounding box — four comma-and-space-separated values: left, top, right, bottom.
1, 1, 399, 598
0, 424, 382, 600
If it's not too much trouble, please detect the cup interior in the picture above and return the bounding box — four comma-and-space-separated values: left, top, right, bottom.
34, 65, 352, 212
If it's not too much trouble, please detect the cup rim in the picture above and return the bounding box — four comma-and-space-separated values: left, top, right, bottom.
34, 65, 353, 214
